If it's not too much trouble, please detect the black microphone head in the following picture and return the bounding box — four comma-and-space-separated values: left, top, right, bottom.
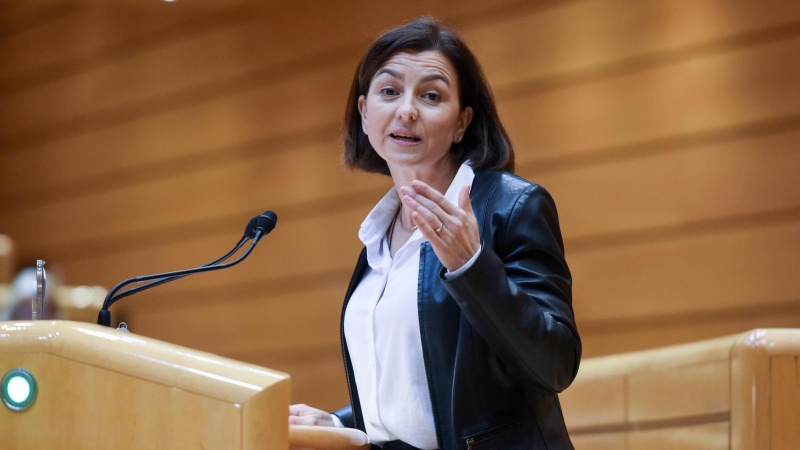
255, 210, 277, 235
245, 210, 277, 240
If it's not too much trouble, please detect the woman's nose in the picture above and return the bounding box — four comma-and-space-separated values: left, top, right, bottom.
396, 97, 418, 121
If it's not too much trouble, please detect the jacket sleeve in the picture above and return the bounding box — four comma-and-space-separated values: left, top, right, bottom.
331, 405, 355, 428
440, 184, 581, 394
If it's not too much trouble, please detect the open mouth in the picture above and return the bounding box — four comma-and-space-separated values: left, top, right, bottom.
390, 133, 421, 142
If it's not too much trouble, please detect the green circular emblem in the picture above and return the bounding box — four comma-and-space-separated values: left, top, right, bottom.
2, 368, 37, 411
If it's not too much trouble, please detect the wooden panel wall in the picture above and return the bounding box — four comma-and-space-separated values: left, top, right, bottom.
1, 0, 799, 411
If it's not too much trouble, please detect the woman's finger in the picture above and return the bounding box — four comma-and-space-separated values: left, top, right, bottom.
403, 194, 445, 230
400, 187, 454, 227
288, 404, 335, 426
409, 180, 460, 215
411, 211, 446, 246
458, 184, 473, 214
289, 404, 307, 416
289, 415, 312, 425
403, 181, 481, 272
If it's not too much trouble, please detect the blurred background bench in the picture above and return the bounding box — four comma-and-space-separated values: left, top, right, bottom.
560, 328, 800, 450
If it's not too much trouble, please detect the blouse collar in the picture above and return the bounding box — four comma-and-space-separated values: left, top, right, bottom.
358, 162, 476, 268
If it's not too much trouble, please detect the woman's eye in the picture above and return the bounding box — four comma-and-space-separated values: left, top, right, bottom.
381, 87, 398, 96
423, 92, 440, 101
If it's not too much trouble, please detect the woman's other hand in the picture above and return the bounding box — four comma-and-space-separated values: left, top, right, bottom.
289, 404, 336, 426
400, 181, 480, 272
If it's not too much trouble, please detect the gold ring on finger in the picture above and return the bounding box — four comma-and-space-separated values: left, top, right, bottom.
435, 222, 444, 234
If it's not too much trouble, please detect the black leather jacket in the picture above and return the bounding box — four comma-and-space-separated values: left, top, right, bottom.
333, 171, 581, 450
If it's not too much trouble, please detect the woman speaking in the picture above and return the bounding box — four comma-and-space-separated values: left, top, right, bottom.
289, 18, 581, 450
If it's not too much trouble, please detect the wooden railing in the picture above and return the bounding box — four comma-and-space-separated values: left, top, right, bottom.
559, 329, 800, 450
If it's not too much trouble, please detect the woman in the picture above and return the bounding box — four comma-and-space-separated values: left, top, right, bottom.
290, 18, 580, 450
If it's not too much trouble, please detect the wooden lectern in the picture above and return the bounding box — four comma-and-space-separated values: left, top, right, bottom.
559, 329, 800, 449
0, 320, 369, 450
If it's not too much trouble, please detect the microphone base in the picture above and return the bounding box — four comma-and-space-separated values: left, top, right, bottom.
97, 310, 112, 327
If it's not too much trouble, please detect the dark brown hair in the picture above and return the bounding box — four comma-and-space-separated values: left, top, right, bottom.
343, 17, 514, 175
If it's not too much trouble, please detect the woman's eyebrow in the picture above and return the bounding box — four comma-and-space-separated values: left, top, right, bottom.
420, 73, 450, 86
376, 67, 401, 80
375, 68, 450, 86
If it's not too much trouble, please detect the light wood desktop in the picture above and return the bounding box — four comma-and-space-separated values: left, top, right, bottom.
0, 320, 369, 450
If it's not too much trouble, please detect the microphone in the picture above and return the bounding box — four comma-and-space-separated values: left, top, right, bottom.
108, 210, 277, 305
97, 211, 277, 327
247, 210, 278, 243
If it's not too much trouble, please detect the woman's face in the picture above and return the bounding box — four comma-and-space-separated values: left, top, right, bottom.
358, 50, 472, 173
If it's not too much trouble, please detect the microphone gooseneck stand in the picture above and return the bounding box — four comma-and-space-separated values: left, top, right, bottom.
104, 236, 249, 308
97, 211, 277, 327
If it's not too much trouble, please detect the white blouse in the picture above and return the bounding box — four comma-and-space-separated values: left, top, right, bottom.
341, 163, 477, 449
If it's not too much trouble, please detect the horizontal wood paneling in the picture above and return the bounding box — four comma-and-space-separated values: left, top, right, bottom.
0, 63, 354, 196
559, 375, 625, 428
0, 29, 800, 217
4, 48, 800, 256
4, 0, 800, 196
0, 4, 241, 87
500, 33, 800, 160
127, 284, 345, 356
770, 356, 800, 449
0, 0, 527, 133
469, 0, 800, 88
0, 139, 381, 251
627, 360, 729, 422
581, 301, 800, 357
5, 0, 800, 136
534, 129, 800, 239
0, 11, 341, 131
571, 220, 800, 321
0, 2, 79, 39
2, 124, 798, 271
570, 433, 626, 450
53, 208, 368, 287
2, 0, 800, 409
627, 422, 729, 450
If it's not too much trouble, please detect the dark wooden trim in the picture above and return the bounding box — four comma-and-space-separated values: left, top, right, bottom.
569, 411, 730, 435
0, 2, 82, 39
449, 0, 582, 29
0, 5, 255, 96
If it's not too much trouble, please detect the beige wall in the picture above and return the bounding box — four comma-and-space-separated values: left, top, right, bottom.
1, 0, 799, 411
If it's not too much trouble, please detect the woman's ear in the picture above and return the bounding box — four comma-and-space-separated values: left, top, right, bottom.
358, 95, 368, 133
455, 106, 473, 143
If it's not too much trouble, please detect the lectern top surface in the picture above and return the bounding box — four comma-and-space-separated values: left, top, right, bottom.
0, 320, 289, 403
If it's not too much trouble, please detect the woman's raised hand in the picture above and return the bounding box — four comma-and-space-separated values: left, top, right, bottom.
400, 180, 480, 272
289, 404, 336, 426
